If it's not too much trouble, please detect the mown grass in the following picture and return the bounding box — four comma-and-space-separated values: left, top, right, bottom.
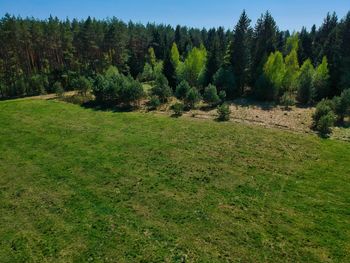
0, 99, 349, 262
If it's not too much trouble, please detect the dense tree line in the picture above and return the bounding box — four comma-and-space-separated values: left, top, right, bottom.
0, 11, 350, 108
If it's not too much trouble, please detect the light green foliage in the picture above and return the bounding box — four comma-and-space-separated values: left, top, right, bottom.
178, 45, 207, 87
104, 65, 119, 78
297, 59, 315, 104
283, 49, 300, 92
264, 51, 286, 93
175, 80, 191, 100
1, 99, 350, 262
170, 43, 180, 68
203, 84, 220, 105
148, 47, 157, 68
284, 33, 299, 54
313, 56, 330, 101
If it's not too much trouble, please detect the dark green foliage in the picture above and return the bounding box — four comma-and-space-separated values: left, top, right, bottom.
313, 99, 336, 134
53, 82, 64, 97
171, 102, 184, 116
151, 74, 172, 102
254, 74, 275, 101
229, 10, 252, 94
213, 67, 237, 99
219, 90, 227, 102
203, 84, 220, 106
72, 76, 92, 96
148, 96, 161, 110
297, 60, 315, 104
217, 103, 231, 121
333, 89, 350, 122
92, 72, 144, 106
28, 74, 49, 96
184, 87, 201, 108
175, 80, 191, 100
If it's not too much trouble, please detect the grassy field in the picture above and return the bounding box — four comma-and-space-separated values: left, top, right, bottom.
0, 98, 349, 262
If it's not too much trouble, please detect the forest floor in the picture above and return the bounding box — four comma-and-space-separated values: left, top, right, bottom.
0, 98, 349, 262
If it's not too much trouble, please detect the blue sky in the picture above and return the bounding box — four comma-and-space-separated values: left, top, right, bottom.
1, 0, 349, 31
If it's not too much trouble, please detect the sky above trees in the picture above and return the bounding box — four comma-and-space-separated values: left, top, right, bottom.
1, 0, 349, 31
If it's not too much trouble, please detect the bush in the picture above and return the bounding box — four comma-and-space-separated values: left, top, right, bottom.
72, 76, 92, 96
175, 80, 191, 100
151, 74, 172, 102
219, 90, 226, 102
28, 74, 48, 96
333, 89, 350, 123
213, 67, 237, 99
316, 112, 336, 135
92, 73, 144, 106
185, 88, 201, 108
313, 99, 335, 135
148, 96, 161, 110
54, 82, 64, 97
171, 102, 184, 116
203, 84, 220, 106
280, 92, 295, 110
217, 103, 230, 121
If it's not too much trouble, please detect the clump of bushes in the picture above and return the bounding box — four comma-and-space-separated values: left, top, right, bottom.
72, 76, 93, 96
171, 102, 184, 117
150, 74, 172, 103
203, 84, 220, 106
148, 96, 161, 110
280, 92, 295, 110
184, 87, 201, 109
312, 89, 350, 135
217, 103, 231, 121
92, 72, 144, 106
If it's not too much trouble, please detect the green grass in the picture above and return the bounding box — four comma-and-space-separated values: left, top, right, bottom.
0, 99, 349, 262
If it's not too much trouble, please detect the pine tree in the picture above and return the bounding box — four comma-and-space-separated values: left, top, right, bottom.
229, 10, 252, 95
313, 56, 330, 101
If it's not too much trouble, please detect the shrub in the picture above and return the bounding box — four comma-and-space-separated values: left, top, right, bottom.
148, 96, 161, 110
72, 76, 92, 96
280, 92, 295, 110
171, 102, 184, 116
333, 89, 350, 123
316, 112, 336, 135
175, 80, 191, 100
219, 90, 226, 102
203, 84, 220, 106
54, 82, 64, 97
185, 88, 201, 109
151, 74, 172, 102
28, 74, 48, 95
313, 99, 335, 135
118, 76, 144, 106
217, 103, 230, 121
92, 73, 144, 106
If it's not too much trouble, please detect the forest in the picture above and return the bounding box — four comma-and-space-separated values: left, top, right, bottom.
0, 11, 350, 133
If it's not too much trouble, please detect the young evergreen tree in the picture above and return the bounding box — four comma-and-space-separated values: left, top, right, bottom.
297, 59, 315, 104
313, 56, 330, 101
